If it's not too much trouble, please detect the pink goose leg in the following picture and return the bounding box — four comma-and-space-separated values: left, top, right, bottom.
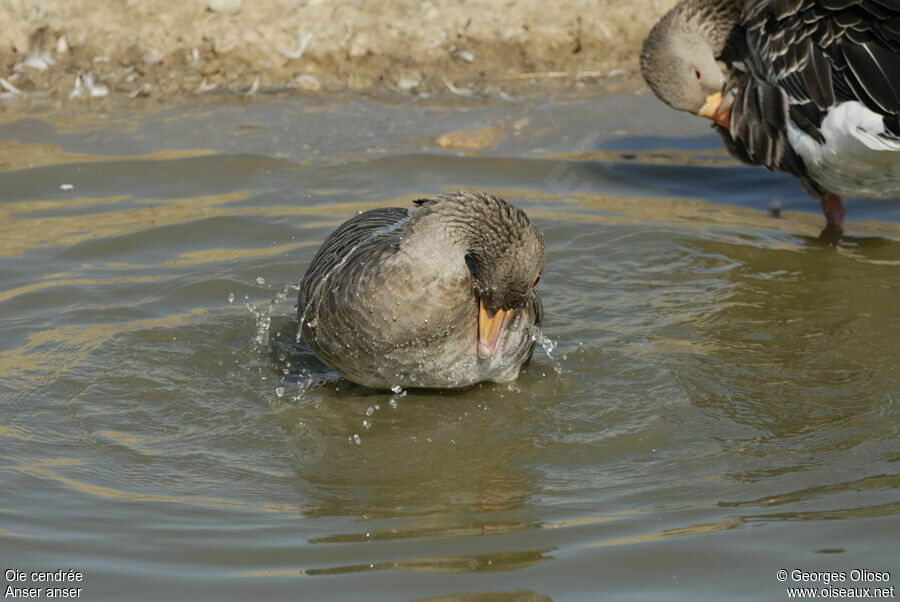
819, 193, 845, 245
821, 193, 845, 227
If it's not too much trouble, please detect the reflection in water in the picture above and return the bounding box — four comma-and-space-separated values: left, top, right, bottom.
720, 474, 900, 511
304, 548, 553, 576
266, 295, 548, 540
413, 592, 552, 602
590, 517, 744, 548
671, 237, 900, 444
1, 98, 899, 600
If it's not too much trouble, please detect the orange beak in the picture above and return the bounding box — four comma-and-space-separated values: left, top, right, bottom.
477, 300, 513, 359
698, 91, 730, 128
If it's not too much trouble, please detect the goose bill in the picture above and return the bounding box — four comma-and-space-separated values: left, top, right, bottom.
477, 301, 513, 359
698, 91, 730, 128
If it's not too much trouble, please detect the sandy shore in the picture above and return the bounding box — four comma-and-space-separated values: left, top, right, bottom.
0, 0, 676, 106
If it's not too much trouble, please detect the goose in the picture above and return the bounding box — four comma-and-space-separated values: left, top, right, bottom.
641, 0, 900, 237
297, 191, 544, 390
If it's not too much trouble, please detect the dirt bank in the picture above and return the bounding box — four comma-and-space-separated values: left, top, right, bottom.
0, 0, 676, 106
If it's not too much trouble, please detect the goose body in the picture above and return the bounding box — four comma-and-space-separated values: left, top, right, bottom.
641, 0, 900, 234
297, 191, 544, 390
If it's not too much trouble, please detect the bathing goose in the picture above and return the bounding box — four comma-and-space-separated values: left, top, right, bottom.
297, 191, 544, 390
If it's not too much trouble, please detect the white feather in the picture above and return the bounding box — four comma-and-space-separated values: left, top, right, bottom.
787, 101, 900, 199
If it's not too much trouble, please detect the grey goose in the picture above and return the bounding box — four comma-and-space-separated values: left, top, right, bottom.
641, 0, 900, 237
297, 191, 544, 390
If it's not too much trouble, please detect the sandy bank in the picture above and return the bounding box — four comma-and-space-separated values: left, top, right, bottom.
0, 0, 676, 106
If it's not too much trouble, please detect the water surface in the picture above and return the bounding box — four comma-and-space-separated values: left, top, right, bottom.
1, 94, 898, 601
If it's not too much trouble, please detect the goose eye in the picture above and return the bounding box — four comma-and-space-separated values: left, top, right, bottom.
533, 274, 541, 287
464, 253, 478, 276
693, 68, 702, 80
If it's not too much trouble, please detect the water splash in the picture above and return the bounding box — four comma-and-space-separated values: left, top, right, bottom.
246, 282, 298, 349
532, 326, 566, 374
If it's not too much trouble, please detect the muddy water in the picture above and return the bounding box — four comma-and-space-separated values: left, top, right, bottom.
1, 94, 898, 601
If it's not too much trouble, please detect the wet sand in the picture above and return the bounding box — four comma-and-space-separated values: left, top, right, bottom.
0, 0, 676, 106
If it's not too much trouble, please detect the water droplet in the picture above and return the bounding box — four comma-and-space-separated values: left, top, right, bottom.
275, 386, 285, 397
389, 399, 398, 409
353, 434, 362, 445
256, 276, 266, 285
391, 385, 403, 394
366, 406, 374, 416
227, 292, 235, 303
362, 419, 372, 429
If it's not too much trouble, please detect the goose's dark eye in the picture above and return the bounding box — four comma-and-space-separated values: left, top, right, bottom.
693, 68, 702, 80
464, 253, 478, 276
533, 274, 541, 287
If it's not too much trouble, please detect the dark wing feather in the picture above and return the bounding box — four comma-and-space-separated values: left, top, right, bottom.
298, 207, 409, 312
800, 40, 836, 108
723, 73, 809, 177
841, 40, 900, 113
727, 0, 900, 174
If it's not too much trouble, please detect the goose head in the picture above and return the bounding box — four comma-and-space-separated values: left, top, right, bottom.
464, 240, 543, 359
641, 7, 732, 127
412, 192, 544, 359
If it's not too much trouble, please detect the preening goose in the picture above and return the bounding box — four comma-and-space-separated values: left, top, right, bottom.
297, 191, 544, 390
641, 0, 900, 237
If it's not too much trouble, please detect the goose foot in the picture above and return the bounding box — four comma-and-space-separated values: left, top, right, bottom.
818, 223, 844, 246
